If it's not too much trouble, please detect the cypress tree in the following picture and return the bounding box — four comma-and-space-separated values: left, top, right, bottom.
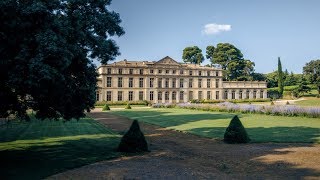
278, 57, 284, 97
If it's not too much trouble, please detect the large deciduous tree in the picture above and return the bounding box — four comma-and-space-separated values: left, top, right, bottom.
209, 43, 255, 81
303, 59, 320, 95
182, 46, 204, 64
0, 0, 124, 120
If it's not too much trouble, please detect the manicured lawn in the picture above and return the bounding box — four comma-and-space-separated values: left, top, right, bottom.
294, 97, 320, 106
0, 117, 120, 179
95, 105, 147, 108
111, 108, 320, 143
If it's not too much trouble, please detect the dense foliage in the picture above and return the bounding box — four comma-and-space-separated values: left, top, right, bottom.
303, 60, 320, 95
102, 104, 110, 111
182, 46, 204, 64
117, 120, 149, 153
0, 0, 124, 120
224, 115, 250, 144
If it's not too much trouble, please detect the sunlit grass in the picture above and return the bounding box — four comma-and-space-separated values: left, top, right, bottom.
111, 108, 320, 143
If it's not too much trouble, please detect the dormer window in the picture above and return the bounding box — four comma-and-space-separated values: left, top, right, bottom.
158, 69, 162, 74
118, 68, 122, 74
139, 69, 143, 75
199, 71, 202, 76
189, 70, 193, 76
129, 69, 133, 74
166, 70, 169, 74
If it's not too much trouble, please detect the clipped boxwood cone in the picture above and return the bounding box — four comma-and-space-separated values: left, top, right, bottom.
117, 120, 149, 152
125, 103, 132, 109
102, 104, 110, 111
224, 115, 250, 143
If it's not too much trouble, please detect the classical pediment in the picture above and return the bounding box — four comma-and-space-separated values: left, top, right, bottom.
156, 56, 180, 65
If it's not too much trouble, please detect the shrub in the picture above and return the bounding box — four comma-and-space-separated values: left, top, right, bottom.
270, 101, 275, 105
102, 104, 110, 111
117, 120, 149, 153
286, 101, 290, 105
125, 103, 132, 109
224, 115, 250, 144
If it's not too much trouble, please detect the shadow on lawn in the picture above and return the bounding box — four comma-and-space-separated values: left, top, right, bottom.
188, 126, 320, 143
0, 133, 120, 179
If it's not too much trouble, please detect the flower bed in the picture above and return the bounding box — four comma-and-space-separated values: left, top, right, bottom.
152, 102, 320, 118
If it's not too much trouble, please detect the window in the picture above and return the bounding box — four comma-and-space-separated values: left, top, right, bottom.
118, 68, 122, 74
165, 91, 169, 100
139, 91, 143, 100
239, 90, 243, 99
179, 91, 184, 101
216, 71, 219, 76
158, 69, 162, 74
172, 78, 176, 88
106, 77, 112, 87
172, 91, 176, 100
139, 69, 143, 75
207, 79, 211, 88
118, 77, 123, 88
139, 78, 144, 88
172, 70, 176, 74
260, 90, 264, 99
189, 79, 193, 88
198, 79, 202, 88
180, 70, 184, 74
129, 78, 133, 88
179, 79, 184, 88
158, 78, 162, 88
165, 78, 169, 88
199, 71, 202, 76
198, 91, 203, 100
207, 91, 211, 100
215, 79, 219, 88
129, 91, 133, 101
149, 78, 154, 88
253, 90, 257, 99
189, 70, 193, 76
117, 91, 123, 101
224, 90, 228, 99
207, 71, 210, 76
96, 93, 100, 101
166, 70, 169, 74
216, 91, 220, 99
150, 69, 154, 74
246, 90, 250, 99
106, 91, 112, 101
189, 91, 193, 100
107, 68, 111, 74
129, 69, 133, 74
158, 91, 162, 100
232, 90, 235, 99
150, 91, 154, 101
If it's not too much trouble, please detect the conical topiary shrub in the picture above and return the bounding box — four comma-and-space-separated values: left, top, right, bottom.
117, 120, 149, 152
102, 104, 110, 111
125, 103, 132, 109
224, 115, 250, 143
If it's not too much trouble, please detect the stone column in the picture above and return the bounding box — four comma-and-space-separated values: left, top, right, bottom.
249, 89, 254, 99
219, 90, 223, 100
169, 91, 172, 103
154, 90, 158, 103
228, 89, 232, 100
263, 90, 268, 99
235, 89, 240, 100
256, 90, 261, 99
162, 92, 165, 103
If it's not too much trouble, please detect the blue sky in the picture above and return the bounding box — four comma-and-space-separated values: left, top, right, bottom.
108, 0, 320, 73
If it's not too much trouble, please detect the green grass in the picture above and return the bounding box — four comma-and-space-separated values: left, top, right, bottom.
294, 97, 320, 106
110, 108, 320, 144
0, 117, 121, 179
95, 104, 147, 108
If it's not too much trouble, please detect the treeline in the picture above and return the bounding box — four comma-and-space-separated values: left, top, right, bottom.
182, 43, 320, 97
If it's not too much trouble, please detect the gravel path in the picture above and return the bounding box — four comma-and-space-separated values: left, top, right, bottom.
49, 111, 320, 179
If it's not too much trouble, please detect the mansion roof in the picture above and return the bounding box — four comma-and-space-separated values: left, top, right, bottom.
98, 56, 222, 70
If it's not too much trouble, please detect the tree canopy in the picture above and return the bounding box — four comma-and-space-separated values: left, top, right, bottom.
303, 59, 320, 95
182, 46, 204, 64
0, 0, 124, 120
209, 43, 255, 81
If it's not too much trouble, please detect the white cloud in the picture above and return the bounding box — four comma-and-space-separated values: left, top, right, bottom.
202, 23, 231, 35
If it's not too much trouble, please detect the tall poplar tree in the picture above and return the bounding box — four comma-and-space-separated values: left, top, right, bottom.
278, 57, 284, 96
